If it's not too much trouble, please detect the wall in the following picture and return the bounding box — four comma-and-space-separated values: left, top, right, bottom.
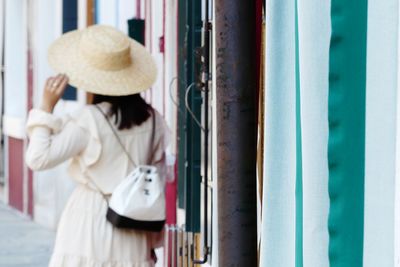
0, 0, 5, 203
2, 0, 183, 261
33, 0, 105, 229
3, 0, 29, 214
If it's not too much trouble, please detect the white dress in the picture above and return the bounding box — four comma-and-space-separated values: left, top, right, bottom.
25, 102, 170, 267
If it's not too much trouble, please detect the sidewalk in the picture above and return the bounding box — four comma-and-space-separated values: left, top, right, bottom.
0, 202, 55, 267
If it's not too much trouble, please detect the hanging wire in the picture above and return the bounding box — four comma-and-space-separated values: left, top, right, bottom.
169, 77, 185, 116
169, 77, 205, 132
185, 83, 206, 132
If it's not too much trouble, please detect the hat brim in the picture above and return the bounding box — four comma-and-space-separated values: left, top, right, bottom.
48, 29, 157, 96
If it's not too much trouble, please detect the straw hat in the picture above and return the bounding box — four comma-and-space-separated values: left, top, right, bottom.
48, 25, 157, 96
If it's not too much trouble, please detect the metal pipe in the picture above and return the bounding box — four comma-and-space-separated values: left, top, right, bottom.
215, 0, 258, 266
192, 0, 211, 264
164, 225, 170, 267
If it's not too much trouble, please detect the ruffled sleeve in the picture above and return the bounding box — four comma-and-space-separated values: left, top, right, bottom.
25, 108, 91, 171
26, 109, 63, 135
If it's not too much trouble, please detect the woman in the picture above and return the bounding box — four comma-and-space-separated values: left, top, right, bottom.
25, 25, 169, 266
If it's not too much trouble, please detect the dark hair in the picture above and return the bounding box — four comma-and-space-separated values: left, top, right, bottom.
92, 94, 153, 130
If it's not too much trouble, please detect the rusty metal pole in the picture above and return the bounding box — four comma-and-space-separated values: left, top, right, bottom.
215, 1, 258, 266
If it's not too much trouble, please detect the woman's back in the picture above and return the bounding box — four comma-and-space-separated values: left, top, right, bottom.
66, 102, 168, 195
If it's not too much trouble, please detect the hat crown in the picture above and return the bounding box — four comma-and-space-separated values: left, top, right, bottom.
79, 25, 132, 71
48, 24, 157, 96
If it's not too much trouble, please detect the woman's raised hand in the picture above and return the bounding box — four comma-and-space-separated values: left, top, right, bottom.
40, 74, 69, 113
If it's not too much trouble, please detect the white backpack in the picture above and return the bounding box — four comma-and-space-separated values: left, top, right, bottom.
94, 105, 165, 232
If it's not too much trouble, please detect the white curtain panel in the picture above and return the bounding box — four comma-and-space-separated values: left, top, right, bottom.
297, 0, 330, 266
364, 0, 399, 266
260, 0, 297, 265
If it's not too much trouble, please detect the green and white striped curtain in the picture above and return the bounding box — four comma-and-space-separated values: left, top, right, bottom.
260, 0, 400, 266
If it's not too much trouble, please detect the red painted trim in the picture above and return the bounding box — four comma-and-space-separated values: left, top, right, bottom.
148, 0, 153, 104
166, 228, 177, 266
27, 56, 33, 111
144, 0, 151, 103
166, 181, 177, 224
148, 0, 152, 58
136, 0, 141, 19
162, 0, 166, 116
174, 0, 180, 219
144, 0, 147, 43
163, 0, 177, 231
142, 0, 146, 46
28, 170, 34, 216
8, 138, 24, 212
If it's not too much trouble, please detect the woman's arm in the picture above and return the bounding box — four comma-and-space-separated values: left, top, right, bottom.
39, 74, 68, 113
26, 115, 89, 170
26, 74, 89, 170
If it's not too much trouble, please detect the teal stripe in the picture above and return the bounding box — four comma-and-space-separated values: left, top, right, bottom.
328, 0, 368, 266
295, 0, 303, 266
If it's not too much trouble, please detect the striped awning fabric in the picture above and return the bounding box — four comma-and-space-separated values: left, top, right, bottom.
260, 0, 399, 266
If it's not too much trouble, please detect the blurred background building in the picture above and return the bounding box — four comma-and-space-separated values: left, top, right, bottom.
0, 0, 257, 266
